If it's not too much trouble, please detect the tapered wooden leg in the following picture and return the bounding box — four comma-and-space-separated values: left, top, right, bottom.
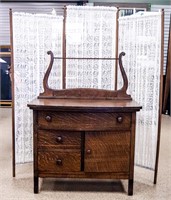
34, 176, 39, 194
128, 179, 133, 196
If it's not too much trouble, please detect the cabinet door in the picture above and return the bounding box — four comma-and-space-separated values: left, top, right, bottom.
84, 131, 130, 173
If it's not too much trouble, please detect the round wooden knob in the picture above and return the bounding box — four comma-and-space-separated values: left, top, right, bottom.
56, 159, 62, 165
117, 116, 123, 123
86, 149, 91, 154
45, 115, 52, 122
56, 136, 62, 143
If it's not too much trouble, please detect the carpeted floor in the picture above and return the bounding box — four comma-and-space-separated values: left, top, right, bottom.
0, 108, 171, 200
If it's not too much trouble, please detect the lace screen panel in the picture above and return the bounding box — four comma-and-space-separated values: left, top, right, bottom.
13, 13, 63, 163
66, 6, 117, 90
118, 12, 162, 169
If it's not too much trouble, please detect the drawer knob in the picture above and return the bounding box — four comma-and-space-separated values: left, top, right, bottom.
117, 116, 123, 123
86, 149, 91, 154
56, 136, 62, 143
56, 159, 62, 166
45, 115, 52, 122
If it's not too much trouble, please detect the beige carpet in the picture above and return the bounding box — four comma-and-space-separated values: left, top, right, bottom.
0, 108, 171, 200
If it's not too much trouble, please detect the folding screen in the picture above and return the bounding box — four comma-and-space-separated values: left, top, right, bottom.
12, 13, 63, 163
12, 6, 118, 165
118, 11, 163, 170
11, 7, 163, 183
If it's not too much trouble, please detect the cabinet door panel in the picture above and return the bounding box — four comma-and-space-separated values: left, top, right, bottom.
84, 131, 130, 172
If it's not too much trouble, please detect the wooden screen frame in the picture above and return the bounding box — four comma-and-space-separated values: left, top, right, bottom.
9, 9, 15, 177
154, 9, 164, 184
162, 16, 171, 115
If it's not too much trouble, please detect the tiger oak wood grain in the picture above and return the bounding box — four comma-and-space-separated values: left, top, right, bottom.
38, 130, 81, 149
38, 111, 131, 131
28, 98, 141, 195
84, 131, 130, 173
38, 151, 81, 172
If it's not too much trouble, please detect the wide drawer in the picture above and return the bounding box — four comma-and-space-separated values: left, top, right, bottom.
38, 151, 81, 172
38, 111, 131, 131
38, 130, 81, 149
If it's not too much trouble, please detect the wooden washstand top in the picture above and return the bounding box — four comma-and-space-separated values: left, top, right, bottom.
28, 98, 142, 112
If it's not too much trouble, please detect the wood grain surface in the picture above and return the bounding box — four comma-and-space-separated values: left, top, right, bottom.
38, 172, 129, 179
38, 111, 131, 131
38, 130, 81, 149
28, 98, 142, 112
38, 151, 81, 173
29, 98, 141, 195
84, 131, 130, 173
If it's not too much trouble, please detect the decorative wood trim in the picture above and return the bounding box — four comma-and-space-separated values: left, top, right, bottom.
39, 51, 131, 100
154, 9, 164, 184
118, 52, 128, 93
42, 51, 54, 96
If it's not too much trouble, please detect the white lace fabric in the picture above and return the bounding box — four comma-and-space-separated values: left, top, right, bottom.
66, 6, 117, 89
118, 12, 162, 169
13, 12, 63, 163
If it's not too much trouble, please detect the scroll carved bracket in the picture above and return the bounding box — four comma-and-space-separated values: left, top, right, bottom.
38, 51, 131, 100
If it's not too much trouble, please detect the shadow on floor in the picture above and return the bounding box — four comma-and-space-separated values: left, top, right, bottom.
41, 179, 126, 193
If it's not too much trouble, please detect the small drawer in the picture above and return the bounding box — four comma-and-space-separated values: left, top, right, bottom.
38, 130, 81, 149
38, 111, 131, 131
38, 151, 81, 172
